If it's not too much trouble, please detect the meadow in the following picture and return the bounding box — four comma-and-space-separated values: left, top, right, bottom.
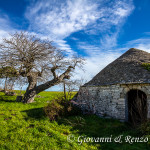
0, 91, 149, 150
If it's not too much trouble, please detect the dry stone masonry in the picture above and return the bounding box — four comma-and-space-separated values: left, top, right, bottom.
76, 48, 150, 122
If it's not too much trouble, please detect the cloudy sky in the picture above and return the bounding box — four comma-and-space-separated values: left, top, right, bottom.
0, 0, 150, 90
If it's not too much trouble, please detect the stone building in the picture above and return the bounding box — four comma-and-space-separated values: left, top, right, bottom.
76, 48, 150, 123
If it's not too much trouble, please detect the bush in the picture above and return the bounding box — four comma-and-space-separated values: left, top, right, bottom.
5, 91, 16, 96
142, 63, 150, 71
139, 120, 150, 135
44, 96, 81, 121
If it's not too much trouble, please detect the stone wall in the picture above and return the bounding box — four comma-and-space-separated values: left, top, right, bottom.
76, 83, 150, 121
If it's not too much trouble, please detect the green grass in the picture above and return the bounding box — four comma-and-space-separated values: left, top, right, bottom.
0, 91, 149, 150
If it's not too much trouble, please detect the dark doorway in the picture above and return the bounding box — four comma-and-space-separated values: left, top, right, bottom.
127, 90, 147, 125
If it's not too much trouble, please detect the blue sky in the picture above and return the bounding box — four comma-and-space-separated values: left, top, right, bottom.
0, 0, 150, 90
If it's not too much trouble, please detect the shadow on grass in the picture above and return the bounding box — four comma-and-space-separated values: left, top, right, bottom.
58, 115, 131, 136
0, 95, 16, 102
58, 115, 150, 150
22, 107, 46, 120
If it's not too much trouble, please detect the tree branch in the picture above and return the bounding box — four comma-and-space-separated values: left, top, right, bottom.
36, 65, 74, 93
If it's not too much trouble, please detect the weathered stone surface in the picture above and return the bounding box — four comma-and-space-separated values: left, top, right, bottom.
77, 83, 150, 121
77, 49, 150, 121
84, 49, 150, 87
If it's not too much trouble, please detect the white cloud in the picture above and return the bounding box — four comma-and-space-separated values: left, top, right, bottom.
0, 10, 18, 42
55, 39, 76, 55
75, 36, 150, 83
0, 11, 11, 29
26, 0, 102, 55
115, 7, 129, 17
72, 50, 122, 83
0, 30, 9, 43
0, 0, 136, 90
76, 36, 150, 83
144, 32, 150, 35
26, 0, 101, 39
100, 32, 118, 50
78, 43, 101, 55
73, 42, 123, 82
30, 0, 133, 33
25, 0, 134, 52
125, 38, 150, 52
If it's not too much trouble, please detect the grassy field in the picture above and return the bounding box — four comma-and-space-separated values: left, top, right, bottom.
0, 91, 150, 150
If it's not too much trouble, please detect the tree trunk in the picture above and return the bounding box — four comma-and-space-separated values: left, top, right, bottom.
22, 89, 37, 103
63, 81, 67, 100
10, 78, 15, 90
22, 75, 37, 103
4, 77, 7, 93
22, 66, 72, 103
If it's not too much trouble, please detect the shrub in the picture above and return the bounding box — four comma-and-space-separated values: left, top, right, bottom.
5, 91, 16, 96
44, 96, 81, 121
142, 63, 150, 71
138, 119, 150, 135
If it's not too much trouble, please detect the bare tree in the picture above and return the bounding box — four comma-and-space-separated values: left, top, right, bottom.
62, 78, 87, 100
0, 66, 17, 93
0, 32, 85, 103
62, 80, 78, 100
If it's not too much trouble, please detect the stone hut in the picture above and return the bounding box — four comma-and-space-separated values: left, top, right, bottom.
77, 48, 150, 123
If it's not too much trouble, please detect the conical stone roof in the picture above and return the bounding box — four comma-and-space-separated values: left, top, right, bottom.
84, 48, 150, 86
